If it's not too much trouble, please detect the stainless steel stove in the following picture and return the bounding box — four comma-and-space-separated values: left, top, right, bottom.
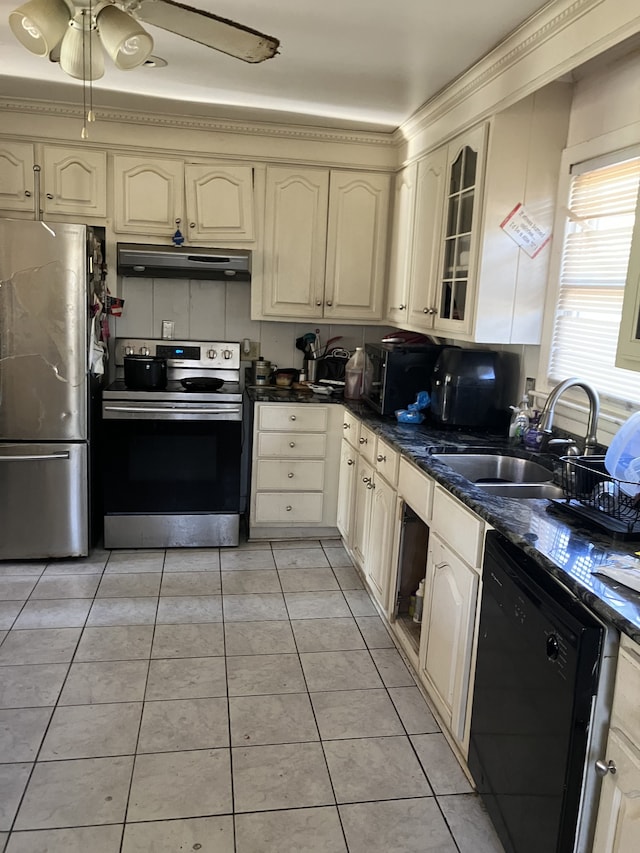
102, 339, 244, 548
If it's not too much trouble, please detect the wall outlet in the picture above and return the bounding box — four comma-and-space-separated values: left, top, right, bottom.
525, 377, 536, 394
242, 339, 260, 361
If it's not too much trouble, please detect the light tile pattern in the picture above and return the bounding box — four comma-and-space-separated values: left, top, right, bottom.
0, 539, 503, 853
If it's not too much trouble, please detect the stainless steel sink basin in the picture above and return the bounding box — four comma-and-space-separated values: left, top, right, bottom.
431, 454, 554, 484
473, 483, 565, 499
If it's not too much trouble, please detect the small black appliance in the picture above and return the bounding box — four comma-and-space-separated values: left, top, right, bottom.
430, 347, 516, 429
363, 342, 446, 416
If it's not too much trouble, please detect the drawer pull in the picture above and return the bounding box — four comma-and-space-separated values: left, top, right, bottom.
289, 442, 295, 448
290, 415, 297, 421
367, 481, 375, 489
286, 505, 292, 512
377, 454, 386, 462
343, 422, 350, 429
288, 472, 294, 478
347, 459, 354, 466
362, 476, 371, 484
359, 437, 367, 445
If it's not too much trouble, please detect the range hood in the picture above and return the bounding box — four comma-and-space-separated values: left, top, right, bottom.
117, 244, 251, 281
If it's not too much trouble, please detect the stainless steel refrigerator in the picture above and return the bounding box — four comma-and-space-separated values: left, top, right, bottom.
0, 219, 103, 559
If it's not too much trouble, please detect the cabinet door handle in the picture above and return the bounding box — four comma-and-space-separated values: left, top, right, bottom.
286, 505, 292, 511
190, 222, 196, 228
359, 437, 367, 445
362, 476, 371, 484
594, 759, 616, 777
289, 441, 295, 448
377, 454, 386, 462
347, 459, 354, 466
429, 307, 437, 315
367, 481, 375, 489
435, 561, 448, 570
46, 193, 54, 199
316, 300, 322, 306
24, 190, 32, 197
398, 303, 406, 310
326, 300, 333, 307
290, 415, 296, 421
288, 472, 294, 478
343, 422, 350, 429
423, 307, 429, 314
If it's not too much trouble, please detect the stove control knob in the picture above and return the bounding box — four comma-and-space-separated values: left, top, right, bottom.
223, 349, 232, 360
124, 346, 134, 356
140, 346, 150, 356
208, 349, 217, 359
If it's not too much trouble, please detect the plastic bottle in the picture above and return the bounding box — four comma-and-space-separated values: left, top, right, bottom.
508, 393, 531, 445
413, 578, 425, 624
344, 347, 366, 400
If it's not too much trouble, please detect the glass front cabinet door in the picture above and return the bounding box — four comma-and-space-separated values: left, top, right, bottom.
616, 189, 640, 371
434, 124, 487, 337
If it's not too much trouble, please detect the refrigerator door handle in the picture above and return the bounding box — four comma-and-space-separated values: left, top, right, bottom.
0, 451, 70, 462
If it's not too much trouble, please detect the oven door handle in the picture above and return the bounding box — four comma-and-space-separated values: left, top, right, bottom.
103, 405, 242, 415
0, 451, 70, 462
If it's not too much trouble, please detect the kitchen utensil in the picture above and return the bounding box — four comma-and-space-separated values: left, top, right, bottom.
124, 354, 167, 390
180, 377, 224, 391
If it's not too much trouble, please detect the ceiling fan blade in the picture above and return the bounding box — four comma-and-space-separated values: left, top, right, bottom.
131, 0, 280, 63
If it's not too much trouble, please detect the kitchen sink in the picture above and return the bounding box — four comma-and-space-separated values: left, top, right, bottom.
472, 483, 565, 499
431, 454, 555, 484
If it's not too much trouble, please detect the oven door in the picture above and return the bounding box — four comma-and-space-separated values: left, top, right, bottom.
103, 418, 240, 514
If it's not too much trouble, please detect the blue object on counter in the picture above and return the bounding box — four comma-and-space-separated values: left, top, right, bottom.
396, 409, 425, 423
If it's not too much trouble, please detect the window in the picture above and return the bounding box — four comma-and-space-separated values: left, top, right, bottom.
548, 152, 640, 405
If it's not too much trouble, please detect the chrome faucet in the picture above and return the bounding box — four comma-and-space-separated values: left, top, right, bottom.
538, 378, 600, 456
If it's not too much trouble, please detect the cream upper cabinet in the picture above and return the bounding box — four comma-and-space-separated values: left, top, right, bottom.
0, 141, 35, 211
113, 155, 184, 235
0, 142, 106, 217
616, 190, 640, 371
261, 166, 330, 318
324, 171, 390, 321
386, 163, 417, 325
42, 146, 106, 217
431, 123, 488, 338
406, 147, 448, 330
184, 164, 255, 242
259, 165, 391, 322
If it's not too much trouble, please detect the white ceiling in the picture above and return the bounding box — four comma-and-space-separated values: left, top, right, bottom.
0, 0, 552, 130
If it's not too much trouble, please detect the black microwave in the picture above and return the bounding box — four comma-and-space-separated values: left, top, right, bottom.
363, 343, 446, 416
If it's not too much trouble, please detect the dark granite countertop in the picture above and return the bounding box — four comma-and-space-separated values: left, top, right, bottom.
247, 388, 640, 642
245, 385, 345, 404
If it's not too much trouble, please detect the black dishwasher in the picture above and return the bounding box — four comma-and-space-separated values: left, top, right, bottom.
468, 531, 609, 853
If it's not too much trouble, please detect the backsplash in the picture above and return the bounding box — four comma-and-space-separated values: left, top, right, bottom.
112, 276, 396, 380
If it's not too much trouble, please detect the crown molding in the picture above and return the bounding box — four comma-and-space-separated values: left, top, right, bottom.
398, 0, 605, 144
0, 96, 396, 148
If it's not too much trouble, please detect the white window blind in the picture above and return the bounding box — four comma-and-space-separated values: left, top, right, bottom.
549, 155, 640, 405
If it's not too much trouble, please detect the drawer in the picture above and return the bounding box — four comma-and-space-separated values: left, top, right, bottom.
432, 486, 484, 568
257, 432, 327, 458
256, 459, 325, 491
612, 640, 640, 746
254, 492, 324, 523
375, 437, 399, 485
258, 405, 328, 432
342, 408, 361, 447
398, 457, 434, 524
358, 424, 376, 464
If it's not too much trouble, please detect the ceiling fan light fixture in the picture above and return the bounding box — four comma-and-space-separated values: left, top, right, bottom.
8, 0, 69, 57
60, 18, 105, 81
98, 5, 153, 70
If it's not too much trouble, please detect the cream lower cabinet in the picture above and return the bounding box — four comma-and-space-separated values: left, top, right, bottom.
337, 438, 358, 544
592, 636, 640, 853
418, 533, 479, 746
249, 402, 342, 539
418, 486, 485, 751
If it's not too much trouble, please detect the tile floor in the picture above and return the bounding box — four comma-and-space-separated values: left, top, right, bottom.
0, 538, 505, 853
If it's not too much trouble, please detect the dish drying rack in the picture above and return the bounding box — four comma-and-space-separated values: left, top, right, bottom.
551, 455, 640, 539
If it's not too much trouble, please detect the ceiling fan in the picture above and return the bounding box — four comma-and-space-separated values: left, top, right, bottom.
9, 0, 281, 81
